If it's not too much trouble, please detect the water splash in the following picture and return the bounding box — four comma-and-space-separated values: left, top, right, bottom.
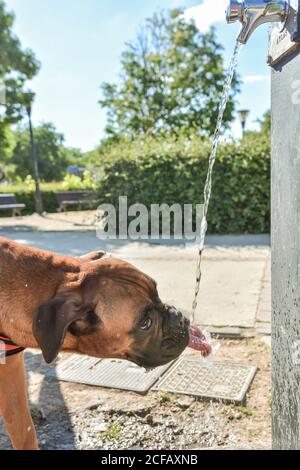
199, 330, 221, 368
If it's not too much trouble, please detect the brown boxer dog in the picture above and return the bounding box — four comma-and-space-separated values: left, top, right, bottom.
0, 237, 189, 450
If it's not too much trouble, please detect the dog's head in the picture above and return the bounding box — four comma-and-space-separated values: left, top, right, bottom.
33, 254, 189, 368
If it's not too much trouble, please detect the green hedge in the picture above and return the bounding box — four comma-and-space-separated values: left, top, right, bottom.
1, 134, 271, 234
95, 134, 270, 234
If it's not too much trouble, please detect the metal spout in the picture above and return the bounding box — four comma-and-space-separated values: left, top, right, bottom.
226, 0, 290, 44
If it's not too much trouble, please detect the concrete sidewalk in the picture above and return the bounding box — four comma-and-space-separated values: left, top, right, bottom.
0, 228, 271, 334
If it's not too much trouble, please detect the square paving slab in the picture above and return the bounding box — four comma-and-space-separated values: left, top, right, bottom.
48, 354, 173, 394
50, 354, 257, 404
153, 358, 257, 404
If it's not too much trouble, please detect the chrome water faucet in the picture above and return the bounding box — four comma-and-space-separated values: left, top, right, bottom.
226, 0, 290, 44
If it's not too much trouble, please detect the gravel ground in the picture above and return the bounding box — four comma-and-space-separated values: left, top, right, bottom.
0, 338, 271, 450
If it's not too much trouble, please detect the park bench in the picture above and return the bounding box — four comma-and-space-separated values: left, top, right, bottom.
0, 194, 26, 217
54, 191, 98, 212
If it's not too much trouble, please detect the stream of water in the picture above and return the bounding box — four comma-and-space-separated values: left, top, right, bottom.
191, 41, 243, 324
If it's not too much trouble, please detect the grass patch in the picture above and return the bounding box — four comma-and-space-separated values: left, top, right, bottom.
238, 406, 256, 417
155, 390, 171, 404
100, 422, 123, 441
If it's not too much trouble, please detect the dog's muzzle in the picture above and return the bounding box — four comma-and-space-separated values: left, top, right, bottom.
130, 306, 190, 369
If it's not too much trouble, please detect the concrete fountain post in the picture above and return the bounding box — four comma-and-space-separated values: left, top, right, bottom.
270, 11, 300, 451
227, 0, 300, 450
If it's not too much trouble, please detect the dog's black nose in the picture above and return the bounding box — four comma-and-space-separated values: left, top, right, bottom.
170, 309, 189, 329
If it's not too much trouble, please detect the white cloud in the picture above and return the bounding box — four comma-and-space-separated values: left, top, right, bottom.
183, 0, 228, 32
243, 75, 268, 83
171, 0, 185, 6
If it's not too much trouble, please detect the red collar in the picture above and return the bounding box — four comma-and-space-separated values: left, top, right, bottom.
0, 334, 25, 357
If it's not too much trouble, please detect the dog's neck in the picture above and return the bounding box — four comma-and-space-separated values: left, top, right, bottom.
0, 237, 80, 351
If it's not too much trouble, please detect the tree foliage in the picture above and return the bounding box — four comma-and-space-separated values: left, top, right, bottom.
244, 109, 271, 141
9, 123, 79, 181
257, 110, 271, 135
100, 9, 240, 140
0, 0, 40, 156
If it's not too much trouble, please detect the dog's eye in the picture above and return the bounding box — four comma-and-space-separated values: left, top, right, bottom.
140, 317, 152, 331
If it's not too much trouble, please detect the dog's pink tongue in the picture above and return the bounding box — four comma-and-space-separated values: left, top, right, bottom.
188, 325, 212, 357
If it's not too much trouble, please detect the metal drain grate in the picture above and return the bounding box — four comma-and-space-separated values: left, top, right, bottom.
153, 358, 257, 404
49, 354, 173, 394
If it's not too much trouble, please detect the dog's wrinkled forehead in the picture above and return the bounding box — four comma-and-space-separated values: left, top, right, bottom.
81, 256, 159, 303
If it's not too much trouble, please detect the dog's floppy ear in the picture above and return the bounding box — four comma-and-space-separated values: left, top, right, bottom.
32, 292, 95, 364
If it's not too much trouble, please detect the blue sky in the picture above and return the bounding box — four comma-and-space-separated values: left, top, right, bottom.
5, 0, 271, 151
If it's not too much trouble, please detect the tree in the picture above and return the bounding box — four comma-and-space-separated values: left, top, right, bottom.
0, 124, 17, 179
99, 9, 240, 140
0, 0, 39, 151
244, 110, 271, 141
257, 110, 271, 135
10, 123, 78, 181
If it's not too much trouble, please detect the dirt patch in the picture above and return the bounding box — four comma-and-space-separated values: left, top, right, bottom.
0, 337, 271, 450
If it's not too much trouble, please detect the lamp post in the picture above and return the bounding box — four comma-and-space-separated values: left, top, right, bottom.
24, 91, 43, 215
238, 109, 250, 137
